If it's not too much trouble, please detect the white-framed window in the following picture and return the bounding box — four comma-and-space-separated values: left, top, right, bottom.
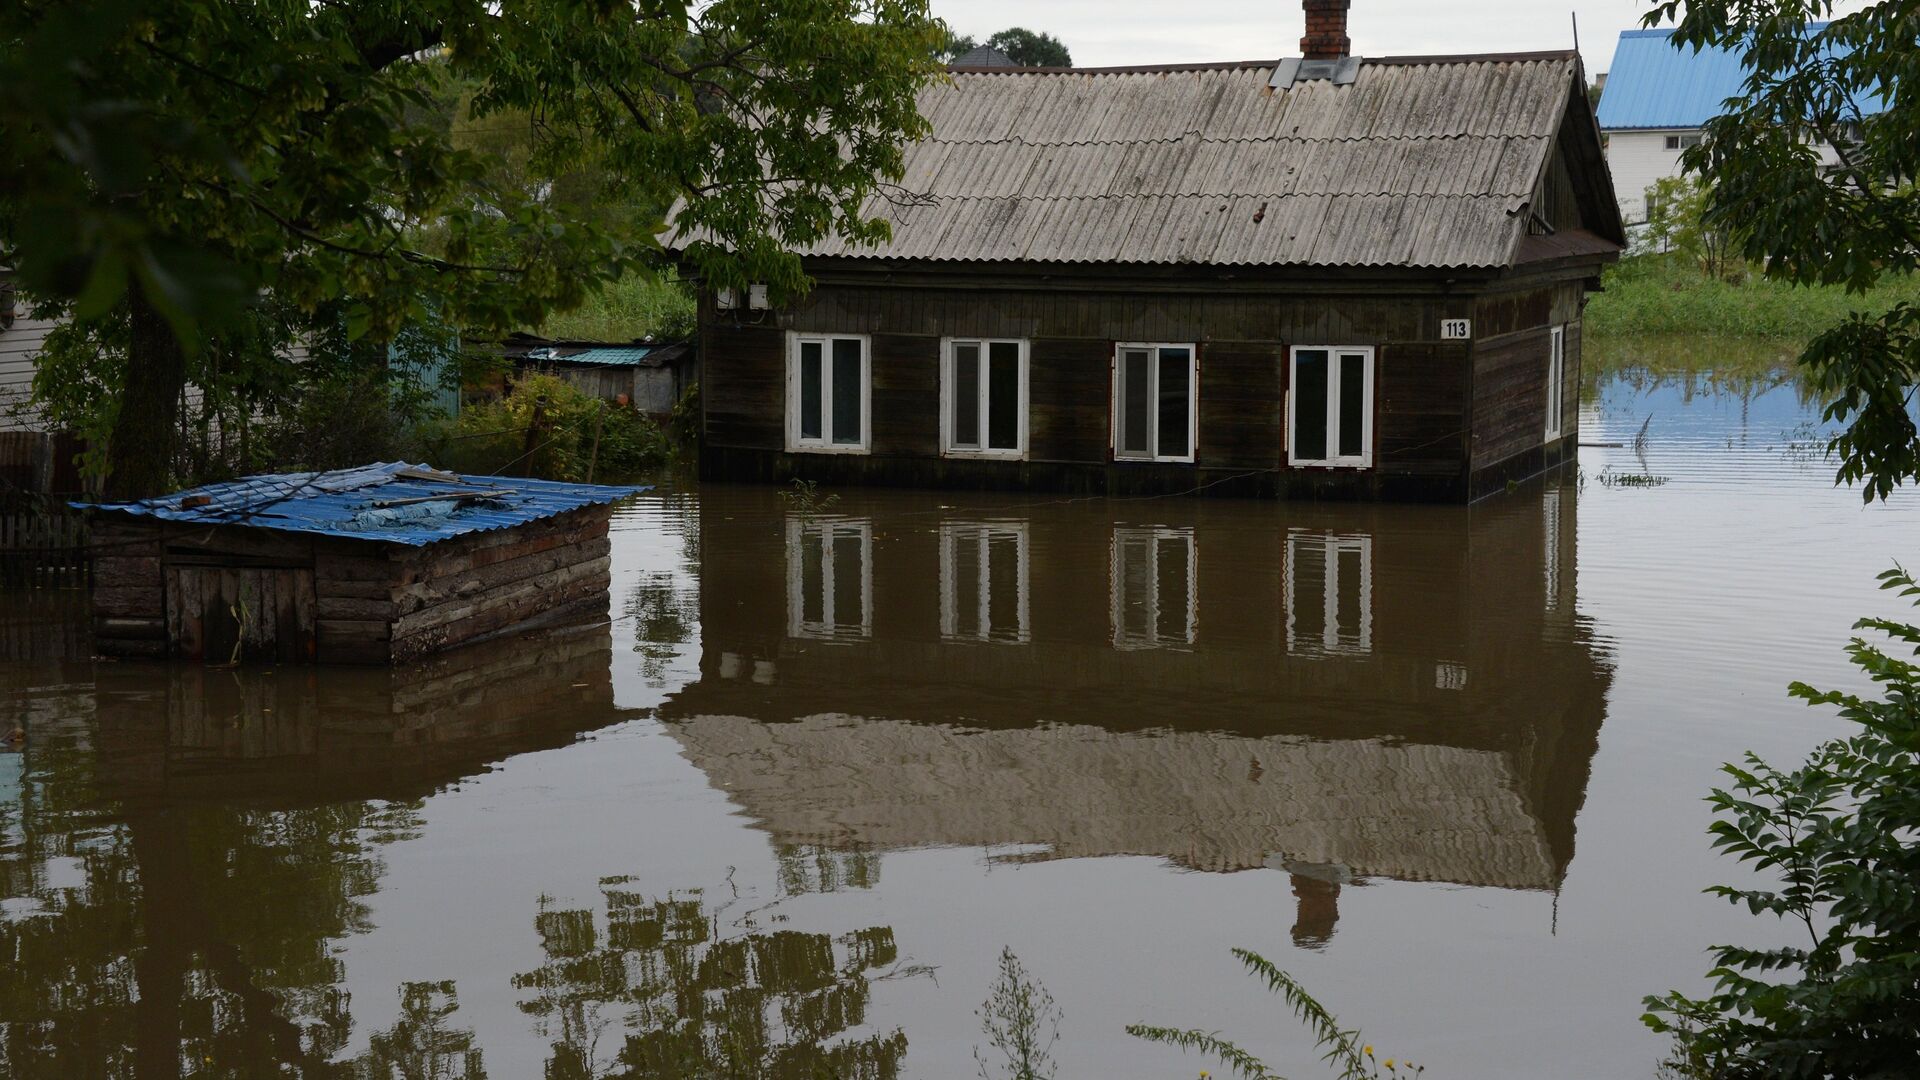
1288, 346, 1374, 468
786, 333, 870, 453
939, 521, 1031, 643
1285, 530, 1372, 657
1664, 133, 1703, 151
1112, 343, 1198, 463
785, 516, 872, 640
1110, 527, 1197, 649
941, 339, 1028, 458
1545, 325, 1565, 442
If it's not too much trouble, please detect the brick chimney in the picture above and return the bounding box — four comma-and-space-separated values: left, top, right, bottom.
1301, 0, 1351, 60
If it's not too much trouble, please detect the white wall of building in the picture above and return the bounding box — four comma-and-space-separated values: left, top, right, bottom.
1604, 129, 1696, 225
0, 312, 58, 433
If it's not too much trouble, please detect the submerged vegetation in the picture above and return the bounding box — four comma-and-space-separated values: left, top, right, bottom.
421, 373, 682, 483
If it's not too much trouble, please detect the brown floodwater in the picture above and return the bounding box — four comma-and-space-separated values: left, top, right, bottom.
3, 342, 1916, 1078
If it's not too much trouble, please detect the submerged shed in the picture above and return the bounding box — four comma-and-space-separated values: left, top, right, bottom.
502, 333, 697, 417
84, 463, 641, 664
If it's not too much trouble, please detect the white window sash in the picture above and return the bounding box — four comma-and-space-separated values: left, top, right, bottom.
1111, 343, 1198, 464
1287, 345, 1375, 469
1545, 326, 1566, 441
1109, 526, 1198, 650
787, 332, 871, 454
1284, 530, 1373, 657
938, 522, 1031, 642
940, 338, 1029, 459
785, 517, 873, 639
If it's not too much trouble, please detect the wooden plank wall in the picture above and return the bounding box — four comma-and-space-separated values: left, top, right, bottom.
701, 281, 1481, 493
1468, 283, 1585, 476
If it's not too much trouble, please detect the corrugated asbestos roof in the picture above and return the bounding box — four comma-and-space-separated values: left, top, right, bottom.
748, 54, 1586, 269
80, 462, 644, 547
1596, 25, 1882, 130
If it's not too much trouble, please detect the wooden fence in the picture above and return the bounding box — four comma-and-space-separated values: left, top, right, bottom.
0, 492, 91, 588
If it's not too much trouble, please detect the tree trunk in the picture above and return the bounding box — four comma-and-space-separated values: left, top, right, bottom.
107, 279, 187, 500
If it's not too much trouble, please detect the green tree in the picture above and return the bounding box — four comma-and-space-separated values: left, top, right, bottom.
0, 0, 943, 497
986, 28, 1071, 67
1645, 1, 1920, 501
1642, 176, 1734, 280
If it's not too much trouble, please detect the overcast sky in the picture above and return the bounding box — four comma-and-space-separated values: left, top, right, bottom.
933, 1, 1872, 76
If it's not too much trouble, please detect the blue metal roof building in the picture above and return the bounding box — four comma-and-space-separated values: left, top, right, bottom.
1598, 24, 1881, 130
85, 463, 643, 546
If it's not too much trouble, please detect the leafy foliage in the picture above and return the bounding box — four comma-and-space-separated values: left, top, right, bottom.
422, 373, 672, 482
1586, 255, 1920, 342
1642, 1, 1920, 501
974, 947, 1061, 1080
1645, 566, 1920, 1076
940, 27, 1072, 66
1128, 949, 1424, 1080
0, 0, 943, 495
1642, 177, 1736, 279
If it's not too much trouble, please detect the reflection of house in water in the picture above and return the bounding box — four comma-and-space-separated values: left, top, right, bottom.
90, 619, 631, 805
662, 485, 1610, 940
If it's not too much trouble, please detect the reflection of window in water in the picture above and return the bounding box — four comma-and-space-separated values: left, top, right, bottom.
1285, 531, 1372, 656
1543, 488, 1563, 612
939, 522, 1031, 643
786, 517, 873, 639
1110, 527, 1197, 649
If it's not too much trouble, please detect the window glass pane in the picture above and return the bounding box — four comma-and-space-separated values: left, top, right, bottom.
831, 338, 862, 445
1289, 538, 1327, 645
1293, 351, 1329, 461
800, 342, 823, 440
1118, 534, 1153, 639
1157, 348, 1190, 458
1338, 353, 1366, 459
1120, 349, 1151, 455
1334, 544, 1365, 645
952, 531, 983, 637
1154, 536, 1191, 641
830, 529, 862, 628
952, 343, 980, 448
987, 342, 1021, 450
987, 532, 1020, 635
800, 529, 825, 625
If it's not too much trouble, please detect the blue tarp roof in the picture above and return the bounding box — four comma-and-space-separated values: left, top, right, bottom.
79, 463, 644, 547
526, 346, 660, 367
1598, 24, 1882, 130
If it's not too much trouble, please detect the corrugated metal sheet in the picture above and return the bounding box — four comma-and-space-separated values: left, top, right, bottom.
80, 462, 644, 547
746, 55, 1583, 268
1596, 25, 1882, 130
527, 346, 658, 367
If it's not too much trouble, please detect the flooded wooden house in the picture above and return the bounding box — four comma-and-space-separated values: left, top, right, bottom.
658, 480, 1610, 936
686, 2, 1623, 501
84, 463, 641, 664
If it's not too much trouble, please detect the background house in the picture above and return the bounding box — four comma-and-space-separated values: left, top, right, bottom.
687, 3, 1622, 503
1597, 24, 1873, 226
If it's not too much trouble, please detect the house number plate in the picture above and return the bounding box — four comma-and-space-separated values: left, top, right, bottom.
1440, 319, 1472, 340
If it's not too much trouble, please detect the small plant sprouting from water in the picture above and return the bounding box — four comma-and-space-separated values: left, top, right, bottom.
1128, 948, 1425, 1080
777, 477, 840, 516
975, 946, 1062, 1080
1596, 465, 1670, 488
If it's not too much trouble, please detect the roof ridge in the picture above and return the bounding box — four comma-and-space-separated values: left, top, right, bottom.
945, 50, 1578, 77
886, 192, 1531, 202
918, 134, 1551, 148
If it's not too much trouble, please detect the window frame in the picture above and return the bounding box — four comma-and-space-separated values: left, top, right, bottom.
784, 515, 873, 640
1286, 345, 1376, 469
938, 520, 1032, 643
1283, 529, 1373, 658
785, 331, 872, 455
939, 337, 1030, 460
1110, 342, 1200, 465
1544, 325, 1565, 442
1109, 526, 1199, 650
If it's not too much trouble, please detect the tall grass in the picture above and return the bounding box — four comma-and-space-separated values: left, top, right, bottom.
1586, 255, 1920, 342
538, 272, 696, 342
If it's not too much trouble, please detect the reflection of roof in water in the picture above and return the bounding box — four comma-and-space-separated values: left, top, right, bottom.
670, 714, 1560, 889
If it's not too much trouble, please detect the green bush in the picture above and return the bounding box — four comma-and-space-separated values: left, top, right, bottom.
538, 273, 695, 342
1645, 567, 1920, 1077
419, 373, 672, 482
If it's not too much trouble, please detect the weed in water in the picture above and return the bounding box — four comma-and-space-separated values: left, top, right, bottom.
1129, 949, 1425, 1079
974, 947, 1061, 1080
777, 477, 840, 517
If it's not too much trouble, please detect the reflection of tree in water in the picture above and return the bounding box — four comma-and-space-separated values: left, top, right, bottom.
775, 843, 881, 897
0, 725, 454, 1079
511, 879, 907, 1080
624, 572, 696, 686
353, 981, 487, 1080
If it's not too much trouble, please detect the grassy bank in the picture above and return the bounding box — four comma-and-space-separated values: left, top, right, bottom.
1586, 254, 1920, 341
538, 273, 696, 342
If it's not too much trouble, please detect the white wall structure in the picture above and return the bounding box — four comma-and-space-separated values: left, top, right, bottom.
1604, 130, 1696, 225
0, 310, 58, 433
